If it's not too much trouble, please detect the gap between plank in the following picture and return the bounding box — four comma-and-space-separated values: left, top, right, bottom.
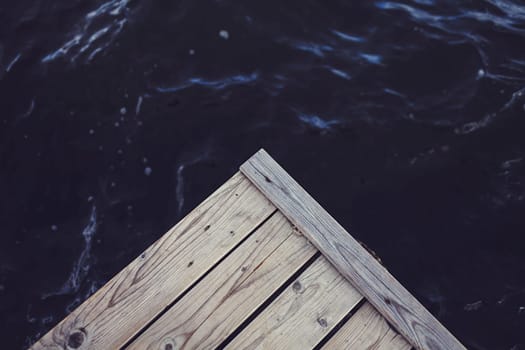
215, 252, 322, 350
121, 209, 278, 349
312, 298, 367, 350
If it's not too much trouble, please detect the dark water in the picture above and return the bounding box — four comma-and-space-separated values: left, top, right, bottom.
1, 0, 525, 348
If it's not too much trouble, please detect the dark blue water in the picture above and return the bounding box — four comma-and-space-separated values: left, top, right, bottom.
1, 0, 525, 348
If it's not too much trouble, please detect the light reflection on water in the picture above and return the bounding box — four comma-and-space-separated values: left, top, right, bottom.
1, 0, 525, 349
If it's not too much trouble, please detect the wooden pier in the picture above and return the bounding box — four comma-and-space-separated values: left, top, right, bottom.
30, 149, 465, 350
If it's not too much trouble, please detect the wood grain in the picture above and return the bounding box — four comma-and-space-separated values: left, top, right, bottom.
30, 172, 275, 350
224, 256, 363, 350
128, 211, 317, 350
240, 149, 466, 350
322, 302, 412, 350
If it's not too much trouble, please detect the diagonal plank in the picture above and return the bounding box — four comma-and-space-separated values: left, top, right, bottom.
322, 302, 412, 350
224, 256, 363, 350
128, 211, 317, 350
240, 149, 466, 350
30, 172, 275, 350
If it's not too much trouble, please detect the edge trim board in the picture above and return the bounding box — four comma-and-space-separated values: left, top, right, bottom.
240, 149, 466, 350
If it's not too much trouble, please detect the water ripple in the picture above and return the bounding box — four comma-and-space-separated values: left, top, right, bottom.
176, 150, 210, 217
42, 206, 97, 299
326, 67, 351, 80
290, 41, 335, 57
155, 72, 259, 93
375, 0, 525, 36
296, 111, 341, 132
360, 53, 383, 65
6, 53, 21, 73
41, 0, 130, 64
331, 30, 366, 43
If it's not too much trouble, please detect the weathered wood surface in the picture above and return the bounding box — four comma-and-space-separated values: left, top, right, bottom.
240, 149, 466, 350
30, 173, 275, 350
322, 302, 412, 350
128, 211, 317, 350
225, 256, 363, 350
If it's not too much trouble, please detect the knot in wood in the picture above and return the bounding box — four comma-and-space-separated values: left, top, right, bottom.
317, 317, 328, 328
162, 337, 177, 350
292, 281, 302, 293
67, 329, 86, 349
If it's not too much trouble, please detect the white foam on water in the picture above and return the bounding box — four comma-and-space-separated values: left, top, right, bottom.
18, 99, 36, 121
156, 72, 259, 93
327, 67, 351, 80
219, 30, 230, 40
384, 88, 406, 98
331, 30, 365, 43
454, 113, 495, 134
135, 95, 143, 115
495, 156, 525, 204
477, 68, 486, 79
175, 152, 209, 216
501, 87, 525, 111
86, 47, 104, 62
291, 40, 334, 57
6, 53, 21, 72
42, 206, 97, 299
296, 111, 341, 132
501, 157, 523, 170
359, 52, 382, 65
42, 35, 82, 63
464, 300, 483, 311
87, 0, 129, 19
176, 164, 186, 216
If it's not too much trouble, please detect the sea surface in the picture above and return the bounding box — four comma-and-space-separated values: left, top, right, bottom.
1, 0, 525, 348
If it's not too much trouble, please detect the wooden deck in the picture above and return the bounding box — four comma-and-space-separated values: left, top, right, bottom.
30, 149, 465, 350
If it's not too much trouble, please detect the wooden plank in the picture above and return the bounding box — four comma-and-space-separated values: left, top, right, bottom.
240, 149, 466, 350
322, 302, 412, 350
128, 211, 317, 350
224, 256, 363, 350
30, 172, 275, 350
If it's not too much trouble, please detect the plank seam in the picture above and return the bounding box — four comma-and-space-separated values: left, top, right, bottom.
120, 208, 278, 349
312, 298, 367, 350
215, 252, 322, 350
